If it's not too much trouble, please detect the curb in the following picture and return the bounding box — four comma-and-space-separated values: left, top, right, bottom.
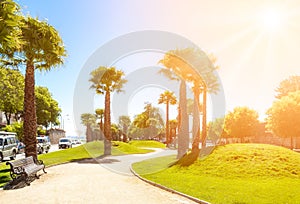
130, 166, 210, 204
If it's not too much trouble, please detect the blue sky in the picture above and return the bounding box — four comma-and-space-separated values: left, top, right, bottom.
16, 0, 300, 136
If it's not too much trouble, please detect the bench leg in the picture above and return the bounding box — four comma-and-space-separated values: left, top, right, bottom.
43, 166, 47, 174
35, 174, 40, 179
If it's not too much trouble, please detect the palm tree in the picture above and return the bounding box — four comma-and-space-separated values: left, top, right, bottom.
159, 48, 196, 158
81, 113, 96, 142
20, 17, 66, 161
158, 90, 177, 147
188, 53, 219, 151
160, 48, 219, 156
89, 66, 127, 155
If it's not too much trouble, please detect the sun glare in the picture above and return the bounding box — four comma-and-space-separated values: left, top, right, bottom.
261, 8, 285, 32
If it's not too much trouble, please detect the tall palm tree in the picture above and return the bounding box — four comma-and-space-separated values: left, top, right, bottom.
188, 53, 219, 151
89, 66, 127, 155
160, 48, 220, 156
20, 17, 66, 161
159, 48, 198, 158
158, 90, 177, 147
81, 113, 96, 142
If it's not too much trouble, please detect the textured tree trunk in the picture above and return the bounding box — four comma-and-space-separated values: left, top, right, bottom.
177, 79, 189, 158
166, 102, 170, 147
24, 61, 37, 161
104, 91, 111, 155
192, 86, 201, 152
201, 87, 207, 149
4, 113, 11, 125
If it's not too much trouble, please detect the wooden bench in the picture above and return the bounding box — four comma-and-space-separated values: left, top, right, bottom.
6, 156, 47, 185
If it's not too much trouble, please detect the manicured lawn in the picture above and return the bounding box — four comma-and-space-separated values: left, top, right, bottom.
0, 141, 154, 188
132, 144, 300, 204
129, 140, 166, 148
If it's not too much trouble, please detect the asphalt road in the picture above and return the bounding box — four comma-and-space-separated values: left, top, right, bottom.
16, 143, 81, 160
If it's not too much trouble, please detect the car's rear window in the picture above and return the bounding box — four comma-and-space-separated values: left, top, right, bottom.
60, 139, 69, 142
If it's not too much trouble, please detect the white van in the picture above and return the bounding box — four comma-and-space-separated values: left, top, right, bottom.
0, 131, 18, 162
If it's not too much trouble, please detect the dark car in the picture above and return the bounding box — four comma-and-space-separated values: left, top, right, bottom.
17, 141, 25, 154
58, 138, 72, 149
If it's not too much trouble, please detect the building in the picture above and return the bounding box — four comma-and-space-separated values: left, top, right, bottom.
47, 128, 66, 144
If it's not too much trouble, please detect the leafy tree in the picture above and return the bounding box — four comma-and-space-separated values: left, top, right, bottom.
81, 113, 96, 142
169, 119, 178, 145
0, 0, 22, 53
276, 75, 300, 99
224, 107, 260, 143
267, 91, 300, 149
0, 67, 24, 124
118, 115, 131, 142
95, 108, 104, 140
35, 86, 61, 129
2, 121, 23, 141
89, 66, 127, 155
207, 117, 224, 145
11, 16, 66, 160
132, 103, 164, 140
111, 123, 120, 141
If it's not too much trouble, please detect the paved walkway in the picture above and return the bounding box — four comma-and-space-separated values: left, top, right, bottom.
0, 149, 197, 204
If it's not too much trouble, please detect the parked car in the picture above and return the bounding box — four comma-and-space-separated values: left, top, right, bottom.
16, 141, 25, 154
58, 138, 72, 149
0, 131, 18, 162
37, 136, 51, 154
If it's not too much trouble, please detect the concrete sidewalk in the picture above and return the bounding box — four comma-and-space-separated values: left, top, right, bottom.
0, 161, 196, 204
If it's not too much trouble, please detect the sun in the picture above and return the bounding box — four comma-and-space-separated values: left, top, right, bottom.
260, 7, 286, 32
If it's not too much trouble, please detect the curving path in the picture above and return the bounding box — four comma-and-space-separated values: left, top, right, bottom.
0, 149, 197, 204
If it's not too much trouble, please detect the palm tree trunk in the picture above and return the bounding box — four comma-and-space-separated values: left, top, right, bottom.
166, 102, 170, 147
201, 86, 207, 149
104, 91, 111, 155
24, 61, 37, 161
192, 86, 201, 152
177, 79, 189, 158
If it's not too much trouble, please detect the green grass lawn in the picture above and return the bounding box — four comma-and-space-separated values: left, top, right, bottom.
129, 140, 166, 148
132, 143, 300, 204
0, 140, 158, 188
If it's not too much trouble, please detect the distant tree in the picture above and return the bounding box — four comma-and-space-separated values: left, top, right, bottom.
158, 90, 177, 146
267, 91, 300, 149
89, 66, 127, 155
276, 75, 300, 99
118, 115, 131, 142
2, 122, 23, 141
95, 108, 104, 140
169, 119, 178, 145
132, 103, 164, 140
224, 107, 260, 143
81, 113, 96, 142
111, 123, 120, 141
35, 86, 61, 129
207, 117, 224, 145
0, 67, 24, 124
